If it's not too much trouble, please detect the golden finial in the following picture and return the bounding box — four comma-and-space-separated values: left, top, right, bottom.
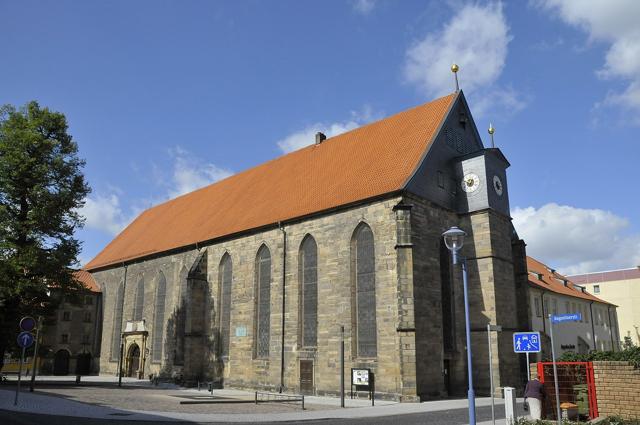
488, 123, 495, 148
451, 64, 460, 92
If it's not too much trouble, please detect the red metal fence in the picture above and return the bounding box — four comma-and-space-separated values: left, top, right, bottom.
536, 362, 598, 420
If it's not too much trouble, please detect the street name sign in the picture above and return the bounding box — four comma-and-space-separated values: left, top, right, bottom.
513, 331, 541, 353
551, 313, 582, 324
17, 331, 34, 348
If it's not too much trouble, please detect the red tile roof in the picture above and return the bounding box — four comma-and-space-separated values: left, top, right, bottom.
527, 257, 613, 305
86, 93, 457, 271
74, 270, 100, 293
569, 268, 640, 284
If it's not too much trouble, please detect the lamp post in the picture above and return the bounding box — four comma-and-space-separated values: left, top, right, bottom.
443, 226, 476, 425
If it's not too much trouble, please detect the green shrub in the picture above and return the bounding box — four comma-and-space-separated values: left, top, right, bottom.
558, 347, 640, 368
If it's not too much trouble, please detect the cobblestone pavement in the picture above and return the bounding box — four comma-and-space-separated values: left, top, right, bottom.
29, 385, 327, 414
0, 377, 524, 423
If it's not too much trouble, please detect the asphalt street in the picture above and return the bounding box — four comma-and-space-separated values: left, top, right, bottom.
0, 403, 520, 425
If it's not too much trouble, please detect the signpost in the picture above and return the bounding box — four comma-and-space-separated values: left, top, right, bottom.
513, 331, 541, 382
549, 313, 581, 425
487, 324, 502, 425
29, 316, 42, 392
14, 318, 36, 406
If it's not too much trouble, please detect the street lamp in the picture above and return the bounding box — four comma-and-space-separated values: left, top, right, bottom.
442, 226, 476, 425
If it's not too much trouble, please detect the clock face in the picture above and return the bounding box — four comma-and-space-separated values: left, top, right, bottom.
493, 175, 504, 196
461, 173, 480, 193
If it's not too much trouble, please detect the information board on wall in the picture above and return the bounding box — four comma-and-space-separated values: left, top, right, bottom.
351, 368, 370, 386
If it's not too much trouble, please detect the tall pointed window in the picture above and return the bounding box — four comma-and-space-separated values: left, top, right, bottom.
299, 235, 318, 348
255, 245, 271, 358
352, 223, 377, 358
110, 281, 124, 361
133, 278, 144, 321
440, 240, 455, 351
219, 253, 233, 357
152, 272, 166, 363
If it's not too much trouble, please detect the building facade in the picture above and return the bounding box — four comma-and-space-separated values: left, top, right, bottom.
88, 92, 530, 400
38, 270, 103, 375
570, 268, 640, 347
527, 257, 619, 359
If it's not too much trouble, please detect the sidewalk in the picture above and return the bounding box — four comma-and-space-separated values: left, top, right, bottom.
0, 375, 520, 423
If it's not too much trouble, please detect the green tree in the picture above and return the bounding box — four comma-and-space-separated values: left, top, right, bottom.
0, 101, 90, 369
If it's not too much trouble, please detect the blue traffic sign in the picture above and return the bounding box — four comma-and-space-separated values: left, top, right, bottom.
17, 331, 34, 348
551, 313, 582, 324
513, 331, 541, 353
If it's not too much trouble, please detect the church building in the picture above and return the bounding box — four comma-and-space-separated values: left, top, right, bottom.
86, 91, 530, 401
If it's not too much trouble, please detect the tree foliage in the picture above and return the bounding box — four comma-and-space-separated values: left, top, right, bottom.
0, 101, 90, 366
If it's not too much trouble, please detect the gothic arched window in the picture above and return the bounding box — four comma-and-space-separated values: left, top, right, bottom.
299, 235, 318, 348
152, 272, 166, 362
440, 240, 455, 351
255, 245, 271, 358
352, 223, 377, 358
219, 253, 233, 357
133, 278, 144, 321
110, 281, 124, 361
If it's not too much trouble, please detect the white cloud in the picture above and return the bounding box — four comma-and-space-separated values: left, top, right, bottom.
168, 147, 233, 197
80, 147, 233, 237
276, 105, 379, 153
513, 203, 640, 275
403, 2, 512, 97
537, 0, 640, 120
80, 193, 131, 235
351, 0, 376, 15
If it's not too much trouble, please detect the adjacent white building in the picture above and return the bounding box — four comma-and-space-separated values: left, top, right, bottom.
570, 267, 640, 347
527, 257, 620, 358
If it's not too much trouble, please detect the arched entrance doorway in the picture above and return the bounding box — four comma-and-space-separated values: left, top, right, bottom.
76, 352, 92, 375
53, 350, 70, 375
126, 344, 140, 378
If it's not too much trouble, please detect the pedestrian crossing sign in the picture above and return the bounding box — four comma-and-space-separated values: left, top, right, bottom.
513, 331, 541, 353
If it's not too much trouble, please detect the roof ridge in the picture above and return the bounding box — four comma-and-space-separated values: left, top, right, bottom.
135, 93, 458, 215
86, 93, 457, 270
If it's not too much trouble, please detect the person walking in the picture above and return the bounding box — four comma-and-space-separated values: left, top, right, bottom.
524, 375, 546, 419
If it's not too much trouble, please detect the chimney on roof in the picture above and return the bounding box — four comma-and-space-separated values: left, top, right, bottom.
315, 132, 326, 145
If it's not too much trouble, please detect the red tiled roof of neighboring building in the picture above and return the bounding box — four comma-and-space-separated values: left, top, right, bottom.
86, 93, 458, 271
74, 269, 100, 292
568, 268, 640, 284
527, 257, 614, 305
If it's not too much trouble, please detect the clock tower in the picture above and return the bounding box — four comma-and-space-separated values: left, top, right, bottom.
456, 147, 510, 216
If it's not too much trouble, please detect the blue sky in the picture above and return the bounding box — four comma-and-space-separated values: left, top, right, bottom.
1, 0, 639, 274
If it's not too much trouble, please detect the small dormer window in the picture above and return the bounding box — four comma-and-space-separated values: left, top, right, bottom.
459, 111, 467, 129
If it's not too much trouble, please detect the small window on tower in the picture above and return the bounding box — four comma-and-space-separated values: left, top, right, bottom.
449, 179, 457, 195
437, 171, 445, 189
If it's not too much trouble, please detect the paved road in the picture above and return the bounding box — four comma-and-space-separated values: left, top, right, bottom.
0, 403, 519, 425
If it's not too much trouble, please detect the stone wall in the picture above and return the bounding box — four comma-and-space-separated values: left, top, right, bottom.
93, 195, 414, 399
592, 361, 640, 419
